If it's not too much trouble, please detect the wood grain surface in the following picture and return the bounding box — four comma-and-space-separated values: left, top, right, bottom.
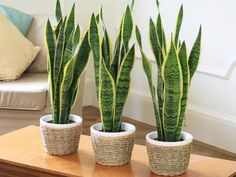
0, 126, 235, 177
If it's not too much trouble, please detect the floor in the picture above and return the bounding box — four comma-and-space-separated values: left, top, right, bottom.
82, 106, 236, 161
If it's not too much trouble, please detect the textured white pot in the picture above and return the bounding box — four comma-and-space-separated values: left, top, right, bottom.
146, 131, 193, 176
90, 122, 136, 166
40, 114, 82, 156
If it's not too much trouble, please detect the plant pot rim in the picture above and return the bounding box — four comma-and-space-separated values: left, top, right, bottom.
90, 122, 136, 137
40, 114, 82, 129
146, 131, 193, 147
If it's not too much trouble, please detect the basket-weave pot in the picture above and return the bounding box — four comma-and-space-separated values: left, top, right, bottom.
146, 131, 193, 176
90, 122, 136, 166
40, 114, 82, 156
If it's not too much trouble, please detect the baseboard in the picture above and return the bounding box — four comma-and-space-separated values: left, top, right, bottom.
185, 105, 236, 154
124, 91, 236, 154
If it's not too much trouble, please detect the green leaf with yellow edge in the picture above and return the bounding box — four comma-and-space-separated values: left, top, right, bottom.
53, 18, 66, 123
102, 28, 112, 69
162, 40, 183, 141
73, 25, 80, 52
65, 4, 75, 43
45, 20, 56, 114
113, 45, 135, 131
60, 32, 90, 123
89, 14, 102, 96
135, 26, 142, 47
140, 49, 164, 141
174, 5, 183, 46
175, 42, 189, 141
54, 18, 62, 39
99, 60, 116, 132
55, 0, 62, 23
189, 26, 202, 79
122, 6, 133, 52
149, 18, 162, 67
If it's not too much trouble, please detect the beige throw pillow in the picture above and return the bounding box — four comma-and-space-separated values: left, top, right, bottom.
0, 13, 40, 81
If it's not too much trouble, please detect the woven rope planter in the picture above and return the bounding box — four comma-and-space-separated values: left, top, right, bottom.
146, 131, 193, 176
90, 122, 136, 166
40, 114, 82, 156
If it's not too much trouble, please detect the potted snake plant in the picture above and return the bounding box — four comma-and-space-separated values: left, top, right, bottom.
40, 0, 90, 156
89, 4, 136, 166
136, 1, 201, 176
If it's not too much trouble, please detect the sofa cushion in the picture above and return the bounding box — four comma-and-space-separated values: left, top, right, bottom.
0, 5, 33, 36
0, 73, 48, 111
27, 15, 50, 73
0, 13, 40, 81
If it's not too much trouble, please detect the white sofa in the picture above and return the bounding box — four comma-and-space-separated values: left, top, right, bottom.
0, 15, 84, 134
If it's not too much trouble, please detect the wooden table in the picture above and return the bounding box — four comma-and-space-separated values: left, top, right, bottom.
0, 126, 235, 177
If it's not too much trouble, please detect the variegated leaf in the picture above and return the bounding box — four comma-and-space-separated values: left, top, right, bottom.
99, 60, 116, 132
175, 42, 189, 141
55, 0, 62, 23
89, 14, 101, 96
162, 40, 183, 141
189, 26, 202, 79
174, 5, 183, 46
113, 45, 135, 131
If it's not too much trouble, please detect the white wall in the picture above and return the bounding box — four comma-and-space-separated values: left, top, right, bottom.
1, 0, 235, 153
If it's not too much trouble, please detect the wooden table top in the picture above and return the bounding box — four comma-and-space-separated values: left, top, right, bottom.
0, 126, 235, 177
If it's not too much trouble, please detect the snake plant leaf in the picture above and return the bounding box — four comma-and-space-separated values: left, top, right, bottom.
131, 0, 135, 11
136, 29, 164, 140
71, 86, 78, 108
162, 40, 183, 142
62, 31, 74, 69
122, 6, 133, 52
174, 5, 183, 47
175, 42, 189, 141
156, 14, 166, 53
59, 58, 75, 123
89, 14, 102, 96
110, 15, 124, 80
70, 31, 91, 102
156, 0, 160, 9
149, 18, 165, 122
54, 18, 66, 83
65, 3, 75, 43
113, 45, 135, 131
156, 15, 162, 46
149, 18, 162, 67
99, 60, 116, 132
53, 18, 66, 123
96, 14, 100, 23
54, 18, 62, 39
157, 69, 164, 124
55, 0, 62, 23
99, 6, 104, 24
189, 26, 202, 79
140, 49, 164, 141
110, 29, 121, 80
45, 20, 56, 107
73, 25, 80, 52
135, 25, 142, 47
60, 31, 90, 123
102, 28, 111, 69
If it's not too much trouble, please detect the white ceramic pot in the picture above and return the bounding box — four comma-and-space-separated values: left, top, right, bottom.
90, 122, 136, 166
40, 114, 82, 156
146, 131, 193, 176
